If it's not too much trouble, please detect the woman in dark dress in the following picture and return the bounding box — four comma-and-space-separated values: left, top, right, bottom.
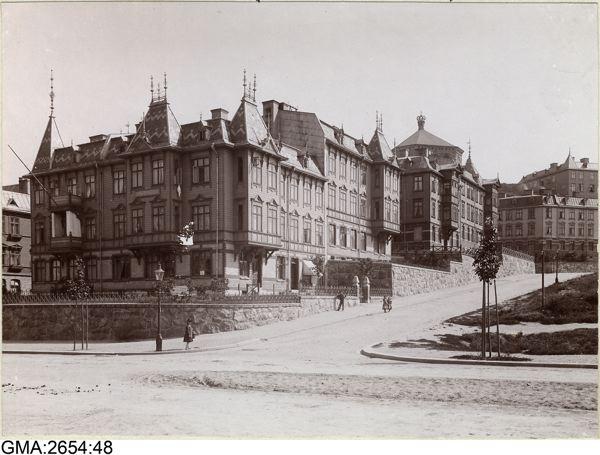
183, 318, 195, 350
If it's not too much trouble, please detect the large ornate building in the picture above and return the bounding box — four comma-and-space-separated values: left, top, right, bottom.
28, 73, 495, 293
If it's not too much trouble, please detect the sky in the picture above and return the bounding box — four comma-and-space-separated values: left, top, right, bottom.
1, 1, 597, 185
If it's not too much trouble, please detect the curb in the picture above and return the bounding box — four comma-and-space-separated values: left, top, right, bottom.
359, 347, 598, 369
2, 337, 261, 356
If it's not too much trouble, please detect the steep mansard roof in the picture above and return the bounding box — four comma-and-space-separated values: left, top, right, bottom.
32, 116, 63, 172
229, 97, 279, 154
367, 129, 396, 164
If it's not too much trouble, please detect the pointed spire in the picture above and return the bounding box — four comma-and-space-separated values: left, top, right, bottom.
49, 69, 55, 117
150, 75, 154, 101
157, 81, 162, 100
243, 68, 247, 98
568, 146, 572, 158
163, 72, 168, 100
467, 138, 472, 159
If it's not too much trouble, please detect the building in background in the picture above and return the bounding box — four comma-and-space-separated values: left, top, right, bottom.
518, 152, 597, 198
391, 116, 494, 253
498, 191, 597, 259
2, 178, 32, 294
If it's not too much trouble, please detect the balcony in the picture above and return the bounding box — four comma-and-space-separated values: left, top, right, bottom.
372, 219, 401, 234
49, 235, 83, 253
125, 232, 182, 249
49, 194, 82, 212
234, 231, 282, 249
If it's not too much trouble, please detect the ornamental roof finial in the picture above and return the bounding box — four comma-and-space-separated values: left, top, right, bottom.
417, 112, 426, 130
163, 72, 168, 100
150, 75, 154, 101
49, 69, 55, 117
253, 73, 257, 101
243, 68, 247, 98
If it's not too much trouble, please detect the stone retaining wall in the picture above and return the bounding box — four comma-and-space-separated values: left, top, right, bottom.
2, 295, 365, 342
535, 261, 597, 274
390, 253, 534, 297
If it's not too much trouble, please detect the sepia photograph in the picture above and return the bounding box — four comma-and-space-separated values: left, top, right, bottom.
0, 0, 598, 442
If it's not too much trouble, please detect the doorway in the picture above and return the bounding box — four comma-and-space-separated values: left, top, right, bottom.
290, 258, 299, 290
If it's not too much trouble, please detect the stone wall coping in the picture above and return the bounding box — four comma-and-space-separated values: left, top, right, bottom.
392, 263, 452, 275
2, 302, 303, 309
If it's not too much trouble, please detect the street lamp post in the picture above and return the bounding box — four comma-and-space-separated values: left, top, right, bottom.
554, 252, 559, 284
155, 263, 165, 352
541, 250, 545, 309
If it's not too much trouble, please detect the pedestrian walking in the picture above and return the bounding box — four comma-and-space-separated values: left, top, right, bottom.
336, 293, 345, 311
382, 295, 393, 313
183, 318, 195, 350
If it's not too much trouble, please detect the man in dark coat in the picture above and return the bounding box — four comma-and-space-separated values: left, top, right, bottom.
336, 293, 345, 311
183, 318, 195, 350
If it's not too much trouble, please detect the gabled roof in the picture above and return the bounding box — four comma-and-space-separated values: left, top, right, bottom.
229, 98, 278, 153
279, 143, 325, 180
367, 129, 395, 163
32, 116, 64, 172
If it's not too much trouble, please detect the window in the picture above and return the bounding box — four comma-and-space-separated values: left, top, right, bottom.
191, 251, 212, 276
113, 213, 126, 238
276, 256, 286, 280
588, 211, 595, 220
578, 225, 584, 237
267, 206, 277, 234
350, 193, 357, 216
558, 223, 565, 236
589, 184, 595, 193
251, 203, 262, 231
152, 206, 165, 232
34, 221, 45, 245
546, 224, 552, 235
328, 187, 336, 210
545, 207, 552, 219
316, 185, 323, 209
350, 161, 358, 183
192, 157, 210, 185
303, 219, 311, 244
131, 162, 143, 188
113, 170, 125, 194
529, 224, 536, 236
515, 225, 522, 237
360, 165, 367, 185
7, 216, 19, 236
588, 224, 594, 237
350, 229, 357, 249
558, 210, 565, 220
431, 199, 437, 218
316, 222, 324, 246
113, 256, 131, 280
515, 209, 522, 220
84, 217, 96, 240
85, 258, 98, 281
340, 156, 347, 180
506, 225, 513, 237
339, 189, 347, 213
413, 176, 423, 191
384, 170, 391, 191
290, 177, 299, 202
329, 223, 336, 245
340, 226, 347, 247
280, 212, 286, 240
192, 205, 210, 231
238, 251, 250, 277
267, 163, 277, 191
84, 174, 96, 198
152, 159, 164, 185
328, 150, 336, 176
49, 179, 59, 197
360, 232, 367, 250
132, 208, 144, 233
384, 200, 391, 221
569, 210, 575, 220
578, 211, 584, 221
67, 176, 77, 195
34, 261, 46, 282
413, 199, 423, 217
374, 173, 380, 188
360, 196, 367, 218
303, 182, 311, 206
290, 216, 299, 242
51, 259, 61, 281
461, 201, 465, 219
569, 225, 575, 236
392, 202, 399, 223
570, 183, 576, 194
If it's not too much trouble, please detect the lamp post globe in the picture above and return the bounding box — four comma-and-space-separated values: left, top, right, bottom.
155, 263, 165, 352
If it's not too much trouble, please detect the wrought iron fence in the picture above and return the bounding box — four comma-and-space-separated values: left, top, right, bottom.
1, 291, 300, 305
298, 285, 355, 296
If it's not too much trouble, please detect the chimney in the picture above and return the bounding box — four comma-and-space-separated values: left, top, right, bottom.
211, 108, 229, 121
580, 157, 590, 168
550, 162, 558, 170
89, 134, 108, 143
262, 100, 280, 132
18, 177, 30, 195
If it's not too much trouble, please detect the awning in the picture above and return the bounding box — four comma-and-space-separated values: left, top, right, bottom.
302, 260, 317, 276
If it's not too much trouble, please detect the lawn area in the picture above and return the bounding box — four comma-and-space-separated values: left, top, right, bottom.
447, 273, 598, 326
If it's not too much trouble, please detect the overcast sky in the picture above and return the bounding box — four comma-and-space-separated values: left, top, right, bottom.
1, 1, 597, 185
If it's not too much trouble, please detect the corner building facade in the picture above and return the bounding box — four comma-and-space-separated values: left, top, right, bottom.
28, 83, 407, 293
